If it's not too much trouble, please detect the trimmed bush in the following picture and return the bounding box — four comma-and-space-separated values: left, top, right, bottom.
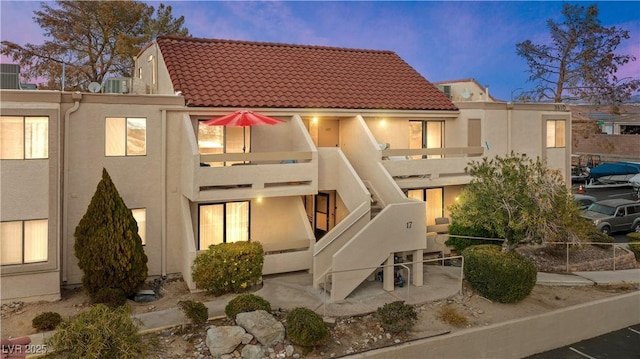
445, 221, 500, 253
74, 168, 148, 302
627, 232, 640, 261
192, 241, 264, 296
589, 229, 615, 249
225, 294, 272, 320
46, 304, 148, 358
32, 311, 62, 331
286, 307, 330, 347
462, 244, 537, 303
178, 300, 208, 325
93, 287, 127, 307
376, 301, 417, 334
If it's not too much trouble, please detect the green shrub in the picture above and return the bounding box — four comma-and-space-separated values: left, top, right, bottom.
32, 311, 62, 331
375, 301, 417, 334
46, 304, 147, 358
93, 287, 127, 307
178, 300, 209, 325
74, 168, 148, 301
192, 241, 264, 296
589, 229, 615, 249
462, 244, 537, 303
225, 294, 272, 320
445, 221, 500, 253
286, 307, 330, 347
627, 232, 640, 261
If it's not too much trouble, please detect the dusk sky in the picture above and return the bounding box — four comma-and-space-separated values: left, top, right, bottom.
1, 1, 639, 101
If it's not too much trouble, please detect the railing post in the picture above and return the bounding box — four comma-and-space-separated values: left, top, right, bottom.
613, 244, 616, 271
566, 243, 570, 273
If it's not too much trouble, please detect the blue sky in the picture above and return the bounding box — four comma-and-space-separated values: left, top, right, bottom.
1, 1, 639, 101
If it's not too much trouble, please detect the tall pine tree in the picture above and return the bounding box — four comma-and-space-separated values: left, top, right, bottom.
74, 168, 148, 302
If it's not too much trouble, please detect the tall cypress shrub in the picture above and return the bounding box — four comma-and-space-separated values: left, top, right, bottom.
74, 168, 148, 302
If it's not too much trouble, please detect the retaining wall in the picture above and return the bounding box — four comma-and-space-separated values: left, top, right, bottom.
350, 291, 640, 359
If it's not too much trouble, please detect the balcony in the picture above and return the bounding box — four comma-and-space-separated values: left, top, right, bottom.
381, 146, 483, 188
181, 114, 318, 202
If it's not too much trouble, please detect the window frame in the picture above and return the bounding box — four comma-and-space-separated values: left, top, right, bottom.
131, 208, 146, 245
105, 117, 147, 157
546, 119, 566, 148
0, 219, 48, 266
197, 201, 251, 250
0, 115, 49, 160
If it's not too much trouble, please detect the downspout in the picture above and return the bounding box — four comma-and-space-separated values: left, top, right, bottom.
62, 92, 82, 283
161, 109, 167, 278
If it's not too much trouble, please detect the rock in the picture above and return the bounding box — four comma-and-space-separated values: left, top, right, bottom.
241, 344, 264, 359
241, 333, 254, 345
236, 310, 285, 347
206, 326, 246, 357
285, 345, 294, 357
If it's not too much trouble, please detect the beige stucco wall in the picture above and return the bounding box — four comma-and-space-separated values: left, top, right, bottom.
1, 95, 61, 301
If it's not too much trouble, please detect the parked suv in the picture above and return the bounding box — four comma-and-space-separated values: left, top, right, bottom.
581, 199, 640, 235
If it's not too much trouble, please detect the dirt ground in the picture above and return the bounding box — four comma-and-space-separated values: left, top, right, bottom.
1, 277, 638, 358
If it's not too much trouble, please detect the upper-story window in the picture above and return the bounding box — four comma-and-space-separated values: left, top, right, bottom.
409, 120, 444, 159
0, 116, 48, 159
198, 120, 247, 166
546, 119, 566, 148
0, 219, 48, 265
105, 117, 146, 156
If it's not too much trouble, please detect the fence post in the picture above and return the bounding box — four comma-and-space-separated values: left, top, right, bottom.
565, 243, 570, 273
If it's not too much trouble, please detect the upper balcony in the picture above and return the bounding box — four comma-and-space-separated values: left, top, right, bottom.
380, 147, 484, 188
181, 115, 318, 202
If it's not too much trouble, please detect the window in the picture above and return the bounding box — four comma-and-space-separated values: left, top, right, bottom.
105, 117, 146, 156
409, 120, 444, 159
131, 208, 146, 245
1, 219, 48, 265
546, 120, 565, 148
198, 201, 249, 250
0, 116, 48, 159
198, 120, 247, 166
406, 188, 443, 226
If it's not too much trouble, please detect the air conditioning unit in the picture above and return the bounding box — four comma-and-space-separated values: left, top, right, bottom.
1, 64, 21, 90
102, 77, 131, 94
437, 85, 451, 99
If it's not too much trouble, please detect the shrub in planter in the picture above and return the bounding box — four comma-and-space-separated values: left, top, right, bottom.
627, 232, 640, 261
46, 304, 148, 358
32, 311, 62, 331
445, 221, 500, 253
286, 307, 330, 347
375, 301, 417, 334
462, 244, 537, 303
225, 294, 272, 320
192, 241, 264, 296
178, 300, 209, 325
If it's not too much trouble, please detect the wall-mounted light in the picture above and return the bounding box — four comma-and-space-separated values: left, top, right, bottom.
256, 196, 263, 203
312, 117, 318, 124
379, 119, 387, 127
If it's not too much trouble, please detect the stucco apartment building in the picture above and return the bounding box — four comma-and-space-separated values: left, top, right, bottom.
0, 36, 571, 303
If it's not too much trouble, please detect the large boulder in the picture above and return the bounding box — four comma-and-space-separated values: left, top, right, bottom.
206, 326, 246, 357
241, 344, 265, 359
235, 310, 285, 347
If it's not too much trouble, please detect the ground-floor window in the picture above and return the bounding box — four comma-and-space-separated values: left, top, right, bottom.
131, 208, 146, 245
198, 201, 249, 250
0, 219, 48, 265
406, 188, 443, 226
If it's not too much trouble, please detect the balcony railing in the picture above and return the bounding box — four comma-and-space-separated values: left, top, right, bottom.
381, 146, 483, 187
183, 150, 317, 201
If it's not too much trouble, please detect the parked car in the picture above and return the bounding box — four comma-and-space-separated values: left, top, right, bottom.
581, 199, 640, 235
573, 194, 597, 211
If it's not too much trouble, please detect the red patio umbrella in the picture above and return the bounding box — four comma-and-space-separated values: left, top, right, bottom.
203, 110, 285, 152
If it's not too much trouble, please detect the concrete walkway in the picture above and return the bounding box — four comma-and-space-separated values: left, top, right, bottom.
24, 266, 640, 352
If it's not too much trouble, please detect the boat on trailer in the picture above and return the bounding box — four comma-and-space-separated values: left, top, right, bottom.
584, 162, 640, 189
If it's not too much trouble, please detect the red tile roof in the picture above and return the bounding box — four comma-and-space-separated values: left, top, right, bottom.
156, 36, 457, 111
